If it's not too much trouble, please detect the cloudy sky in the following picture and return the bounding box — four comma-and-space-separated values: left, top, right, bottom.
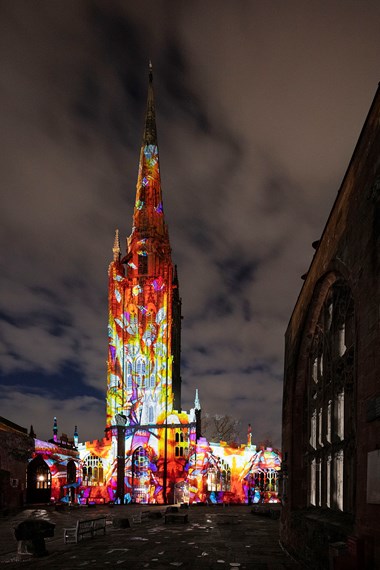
1, 1, 380, 447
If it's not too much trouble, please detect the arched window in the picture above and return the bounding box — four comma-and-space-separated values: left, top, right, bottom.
174, 429, 188, 458
138, 253, 148, 275
207, 466, 221, 492
307, 280, 355, 512
131, 446, 150, 503
127, 360, 133, 390
83, 455, 104, 486
148, 406, 154, 424
136, 358, 146, 387
26, 456, 52, 503
67, 460, 76, 485
221, 464, 231, 491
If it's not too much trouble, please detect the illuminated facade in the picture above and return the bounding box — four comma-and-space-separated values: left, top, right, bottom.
23, 66, 281, 506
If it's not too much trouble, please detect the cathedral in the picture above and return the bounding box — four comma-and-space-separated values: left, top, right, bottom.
1, 66, 281, 509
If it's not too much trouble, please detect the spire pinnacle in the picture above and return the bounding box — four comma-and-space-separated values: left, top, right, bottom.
143, 61, 157, 145
53, 416, 58, 443
194, 388, 201, 411
74, 425, 79, 447
113, 229, 121, 261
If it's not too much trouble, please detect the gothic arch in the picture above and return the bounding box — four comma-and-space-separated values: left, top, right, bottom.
26, 455, 52, 504
131, 446, 150, 503
289, 271, 356, 513
67, 459, 77, 502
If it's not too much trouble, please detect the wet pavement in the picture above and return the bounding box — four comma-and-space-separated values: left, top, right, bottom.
0, 504, 304, 569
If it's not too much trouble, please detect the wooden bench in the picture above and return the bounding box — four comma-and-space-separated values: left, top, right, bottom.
164, 513, 188, 524
64, 517, 106, 544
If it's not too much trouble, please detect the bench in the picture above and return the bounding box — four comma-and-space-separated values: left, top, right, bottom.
64, 517, 106, 544
165, 513, 188, 524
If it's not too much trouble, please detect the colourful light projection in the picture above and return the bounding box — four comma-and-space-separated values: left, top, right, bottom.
27, 66, 281, 507
187, 438, 282, 505
29, 440, 80, 503
106, 140, 174, 430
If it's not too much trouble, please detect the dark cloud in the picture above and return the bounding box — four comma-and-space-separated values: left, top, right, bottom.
1, 1, 380, 446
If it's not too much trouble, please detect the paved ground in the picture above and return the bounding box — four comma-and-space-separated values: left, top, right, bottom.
0, 504, 304, 569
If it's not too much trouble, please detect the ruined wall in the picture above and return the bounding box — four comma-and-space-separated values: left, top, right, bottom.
281, 87, 380, 568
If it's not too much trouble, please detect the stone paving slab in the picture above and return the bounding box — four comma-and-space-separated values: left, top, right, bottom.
0, 505, 304, 569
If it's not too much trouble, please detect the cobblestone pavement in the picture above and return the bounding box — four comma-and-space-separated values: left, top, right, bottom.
0, 505, 304, 569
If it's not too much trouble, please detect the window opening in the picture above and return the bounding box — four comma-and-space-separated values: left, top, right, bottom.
306, 281, 355, 512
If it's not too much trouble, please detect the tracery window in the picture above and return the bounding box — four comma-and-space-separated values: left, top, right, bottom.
174, 430, 188, 457
207, 466, 220, 492
138, 253, 148, 275
126, 360, 133, 390
131, 446, 150, 503
307, 280, 355, 512
83, 455, 104, 486
35, 460, 51, 489
136, 358, 146, 387
221, 463, 231, 491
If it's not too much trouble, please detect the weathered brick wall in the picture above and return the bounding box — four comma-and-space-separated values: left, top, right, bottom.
0, 419, 34, 509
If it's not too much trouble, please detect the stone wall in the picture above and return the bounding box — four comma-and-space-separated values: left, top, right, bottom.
281, 85, 380, 569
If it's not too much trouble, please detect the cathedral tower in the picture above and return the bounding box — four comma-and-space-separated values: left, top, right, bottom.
106, 64, 182, 431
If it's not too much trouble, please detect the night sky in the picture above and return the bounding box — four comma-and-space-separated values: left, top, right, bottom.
1, 1, 380, 447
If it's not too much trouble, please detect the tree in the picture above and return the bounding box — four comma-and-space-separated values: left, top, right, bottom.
202, 413, 241, 445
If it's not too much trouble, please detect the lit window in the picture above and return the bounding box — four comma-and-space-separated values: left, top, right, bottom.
136, 359, 146, 387
83, 455, 104, 486
127, 360, 133, 389
174, 430, 188, 458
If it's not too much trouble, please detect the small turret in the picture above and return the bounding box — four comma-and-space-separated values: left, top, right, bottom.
247, 423, 252, 447
112, 229, 121, 262
74, 425, 79, 447
53, 416, 58, 443
194, 389, 202, 440
29, 425, 36, 438
194, 389, 201, 411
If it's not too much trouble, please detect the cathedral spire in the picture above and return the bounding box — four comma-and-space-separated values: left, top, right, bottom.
130, 61, 167, 243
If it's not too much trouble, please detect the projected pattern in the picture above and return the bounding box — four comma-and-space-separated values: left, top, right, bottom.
28, 67, 281, 506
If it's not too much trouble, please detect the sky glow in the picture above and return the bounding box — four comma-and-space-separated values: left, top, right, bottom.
1, 1, 380, 447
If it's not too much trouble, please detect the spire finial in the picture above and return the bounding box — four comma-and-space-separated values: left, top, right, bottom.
143, 61, 157, 145
53, 416, 58, 443
194, 388, 201, 411
74, 425, 79, 447
113, 229, 121, 261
